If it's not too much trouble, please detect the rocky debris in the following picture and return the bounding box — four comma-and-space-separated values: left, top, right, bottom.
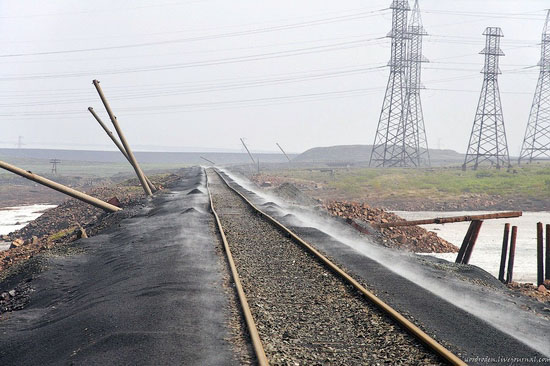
507, 281, 550, 304
107, 196, 122, 207
0, 283, 33, 315
324, 201, 458, 253
9, 238, 24, 249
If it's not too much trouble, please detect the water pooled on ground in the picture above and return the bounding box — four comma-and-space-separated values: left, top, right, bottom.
395, 211, 550, 284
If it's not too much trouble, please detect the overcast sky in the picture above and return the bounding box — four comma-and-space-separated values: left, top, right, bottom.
0, 0, 548, 155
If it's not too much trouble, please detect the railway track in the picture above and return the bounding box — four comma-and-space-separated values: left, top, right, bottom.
206, 168, 466, 366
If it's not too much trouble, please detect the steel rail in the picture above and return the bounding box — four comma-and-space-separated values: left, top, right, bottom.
212, 169, 467, 366
205, 169, 269, 366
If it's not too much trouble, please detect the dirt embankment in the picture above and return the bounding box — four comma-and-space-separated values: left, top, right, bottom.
251, 173, 549, 212
324, 201, 458, 253
253, 175, 458, 253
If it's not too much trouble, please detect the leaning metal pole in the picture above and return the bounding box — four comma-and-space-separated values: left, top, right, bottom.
0, 160, 121, 213
92, 80, 153, 196
88, 107, 156, 192
276, 143, 291, 163
240, 138, 256, 165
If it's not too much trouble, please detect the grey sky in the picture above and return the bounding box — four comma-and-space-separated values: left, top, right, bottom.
0, 0, 548, 155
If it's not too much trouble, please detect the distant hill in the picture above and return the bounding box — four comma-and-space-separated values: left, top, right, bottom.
292, 145, 464, 166
0, 148, 294, 165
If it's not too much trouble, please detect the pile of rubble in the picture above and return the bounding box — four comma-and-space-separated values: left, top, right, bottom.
507, 281, 550, 304
324, 201, 458, 253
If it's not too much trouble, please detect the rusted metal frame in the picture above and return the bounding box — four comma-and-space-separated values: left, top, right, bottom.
506, 226, 518, 284
213, 169, 466, 366
205, 169, 268, 366
88, 107, 156, 193
377, 211, 522, 228
0, 160, 120, 213
92, 80, 153, 196
455, 221, 476, 264
462, 220, 483, 265
537, 222, 544, 286
498, 223, 510, 283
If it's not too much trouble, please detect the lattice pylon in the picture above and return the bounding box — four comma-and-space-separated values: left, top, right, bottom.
463, 27, 511, 170
400, 0, 430, 167
518, 10, 550, 164
369, 0, 410, 167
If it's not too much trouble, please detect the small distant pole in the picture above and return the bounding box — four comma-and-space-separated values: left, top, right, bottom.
276, 143, 291, 163
240, 138, 257, 168
200, 156, 216, 165
50, 159, 61, 174
506, 226, 518, 284
17, 136, 23, 149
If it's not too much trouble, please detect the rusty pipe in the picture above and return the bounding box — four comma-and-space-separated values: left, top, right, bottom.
88, 107, 156, 192
498, 223, 510, 283
537, 222, 544, 286
506, 226, 518, 284
92, 80, 152, 196
0, 160, 120, 213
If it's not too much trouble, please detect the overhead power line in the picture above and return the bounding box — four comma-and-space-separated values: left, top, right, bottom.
0, 8, 388, 58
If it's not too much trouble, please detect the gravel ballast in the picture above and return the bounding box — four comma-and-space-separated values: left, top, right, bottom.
208, 170, 446, 365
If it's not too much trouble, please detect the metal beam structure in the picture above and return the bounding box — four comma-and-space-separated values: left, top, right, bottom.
377, 211, 522, 228
0, 160, 121, 213
463, 27, 511, 170
519, 10, 550, 164
92, 80, 153, 196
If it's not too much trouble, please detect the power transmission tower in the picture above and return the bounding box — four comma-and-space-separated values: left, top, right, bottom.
369, 0, 413, 167
403, 0, 430, 166
463, 27, 511, 170
518, 10, 550, 164
50, 159, 61, 174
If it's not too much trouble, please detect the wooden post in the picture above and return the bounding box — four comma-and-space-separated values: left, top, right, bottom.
456, 221, 476, 264
537, 222, 545, 286
463, 220, 483, 264
498, 223, 510, 283
546, 224, 550, 281
506, 226, 518, 284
